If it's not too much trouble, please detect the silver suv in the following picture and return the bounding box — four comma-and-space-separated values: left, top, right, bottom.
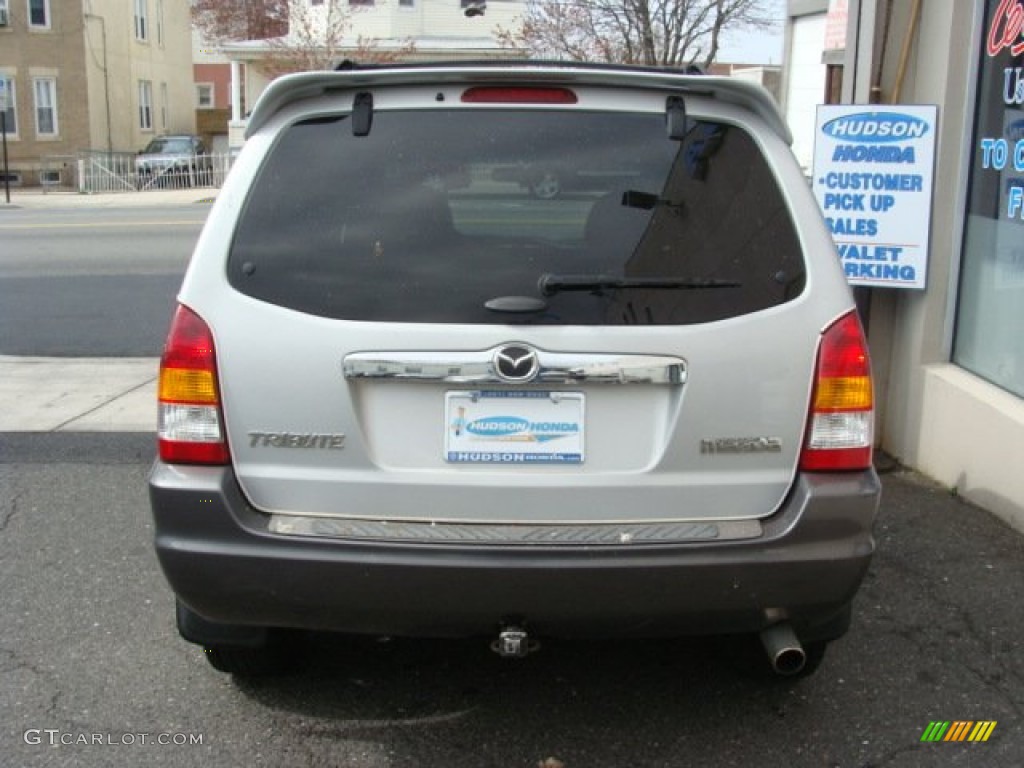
149, 62, 880, 677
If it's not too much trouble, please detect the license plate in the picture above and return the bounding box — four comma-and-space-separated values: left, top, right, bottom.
445, 391, 585, 464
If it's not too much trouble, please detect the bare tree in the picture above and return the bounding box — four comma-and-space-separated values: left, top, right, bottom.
500, 0, 776, 69
193, 0, 414, 77
192, 0, 289, 43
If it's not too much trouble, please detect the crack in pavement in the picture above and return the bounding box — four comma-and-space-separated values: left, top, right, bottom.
0, 490, 23, 532
0, 644, 64, 720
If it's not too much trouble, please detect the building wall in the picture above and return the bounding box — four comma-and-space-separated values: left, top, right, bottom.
0, 0, 196, 180
193, 28, 232, 111
842, 0, 1024, 530
387, 0, 521, 41
83, 0, 196, 151
294, 0, 522, 42
0, 0, 90, 182
710, 64, 782, 104
81, 0, 136, 152
194, 63, 232, 110
780, 0, 828, 171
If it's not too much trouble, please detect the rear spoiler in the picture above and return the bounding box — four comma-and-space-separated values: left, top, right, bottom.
244, 61, 792, 145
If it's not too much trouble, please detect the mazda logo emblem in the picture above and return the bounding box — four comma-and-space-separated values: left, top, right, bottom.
493, 344, 540, 383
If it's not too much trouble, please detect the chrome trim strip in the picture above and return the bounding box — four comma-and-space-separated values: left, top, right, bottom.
343, 347, 686, 385
269, 516, 761, 545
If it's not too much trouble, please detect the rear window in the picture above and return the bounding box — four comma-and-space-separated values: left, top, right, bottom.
228, 108, 804, 324
144, 138, 193, 154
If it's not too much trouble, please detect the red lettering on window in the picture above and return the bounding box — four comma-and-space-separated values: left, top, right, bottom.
988, 0, 1024, 57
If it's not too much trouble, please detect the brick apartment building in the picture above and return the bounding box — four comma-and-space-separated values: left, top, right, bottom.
0, 0, 194, 186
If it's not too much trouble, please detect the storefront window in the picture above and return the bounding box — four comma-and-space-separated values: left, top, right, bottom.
954, 0, 1024, 398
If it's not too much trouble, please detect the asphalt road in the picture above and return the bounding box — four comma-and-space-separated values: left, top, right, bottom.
2, 433, 1023, 768
0, 206, 205, 356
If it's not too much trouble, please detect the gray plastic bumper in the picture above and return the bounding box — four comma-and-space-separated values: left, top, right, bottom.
149, 462, 880, 642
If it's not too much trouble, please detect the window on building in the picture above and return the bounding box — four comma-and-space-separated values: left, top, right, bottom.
196, 83, 214, 110
953, 0, 1024, 399
0, 76, 17, 136
28, 0, 50, 29
138, 80, 153, 130
399, 0, 415, 6
33, 77, 57, 136
155, 0, 164, 45
349, 0, 374, 6
134, 0, 148, 41
0, 0, 10, 27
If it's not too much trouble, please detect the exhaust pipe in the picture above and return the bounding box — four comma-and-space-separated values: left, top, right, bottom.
760, 623, 806, 676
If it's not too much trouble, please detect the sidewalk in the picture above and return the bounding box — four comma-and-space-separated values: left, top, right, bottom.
0, 186, 214, 209
0, 356, 158, 432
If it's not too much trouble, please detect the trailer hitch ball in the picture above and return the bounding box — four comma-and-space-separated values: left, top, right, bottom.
491, 626, 537, 658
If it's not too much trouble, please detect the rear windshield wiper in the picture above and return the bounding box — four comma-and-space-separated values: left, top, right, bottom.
538, 273, 741, 297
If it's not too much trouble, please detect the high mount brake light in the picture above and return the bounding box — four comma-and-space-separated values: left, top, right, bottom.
800, 311, 874, 472
461, 86, 578, 104
157, 305, 229, 465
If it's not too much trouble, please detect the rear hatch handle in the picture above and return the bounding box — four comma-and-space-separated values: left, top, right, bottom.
343, 346, 686, 386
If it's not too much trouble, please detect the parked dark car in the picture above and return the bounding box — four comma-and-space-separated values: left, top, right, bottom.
135, 134, 211, 187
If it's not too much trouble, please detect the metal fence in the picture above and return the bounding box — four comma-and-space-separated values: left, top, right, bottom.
77, 151, 137, 193
65, 150, 234, 194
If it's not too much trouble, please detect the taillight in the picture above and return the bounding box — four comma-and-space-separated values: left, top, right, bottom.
800, 311, 874, 471
461, 86, 578, 104
157, 305, 229, 465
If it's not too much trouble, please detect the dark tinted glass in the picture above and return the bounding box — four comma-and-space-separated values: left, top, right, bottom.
144, 138, 192, 154
228, 109, 804, 324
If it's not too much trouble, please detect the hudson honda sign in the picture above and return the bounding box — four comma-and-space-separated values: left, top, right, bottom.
822, 111, 930, 142
812, 105, 938, 289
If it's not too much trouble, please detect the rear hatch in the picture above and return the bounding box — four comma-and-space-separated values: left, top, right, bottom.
187, 71, 850, 529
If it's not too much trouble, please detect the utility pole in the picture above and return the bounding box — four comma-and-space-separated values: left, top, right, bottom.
85, 14, 113, 156
1, 81, 10, 204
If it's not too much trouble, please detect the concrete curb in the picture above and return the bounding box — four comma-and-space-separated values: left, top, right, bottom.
0, 188, 215, 210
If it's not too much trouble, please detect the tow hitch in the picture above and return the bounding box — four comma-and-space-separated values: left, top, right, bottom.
490, 626, 539, 658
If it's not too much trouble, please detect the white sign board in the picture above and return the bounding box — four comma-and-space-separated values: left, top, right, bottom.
812, 105, 938, 289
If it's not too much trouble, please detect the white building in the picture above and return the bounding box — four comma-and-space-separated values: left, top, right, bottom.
220, 0, 525, 146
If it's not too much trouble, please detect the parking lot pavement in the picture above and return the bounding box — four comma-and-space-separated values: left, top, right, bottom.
1, 434, 1022, 767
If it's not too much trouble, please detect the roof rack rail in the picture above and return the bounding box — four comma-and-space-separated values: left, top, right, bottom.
333, 59, 707, 76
